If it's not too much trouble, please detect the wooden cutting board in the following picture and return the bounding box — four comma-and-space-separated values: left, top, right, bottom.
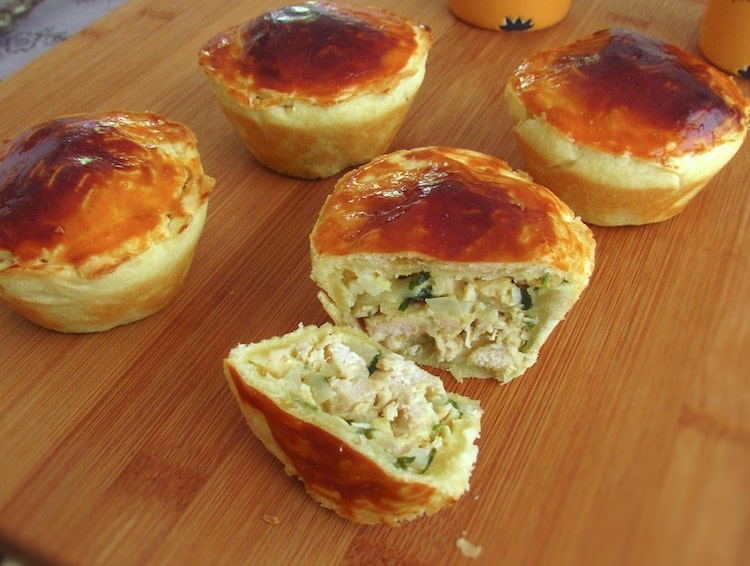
1, 1, 748, 564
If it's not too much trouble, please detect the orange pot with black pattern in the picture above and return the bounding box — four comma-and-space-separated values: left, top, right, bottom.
448, 0, 572, 31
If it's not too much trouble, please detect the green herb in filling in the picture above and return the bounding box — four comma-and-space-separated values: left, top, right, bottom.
395, 271, 434, 310
408, 271, 431, 289
399, 284, 434, 311
367, 352, 381, 375
447, 398, 463, 416
395, 448, 438, 474
395, 455, 416, 470
357, 427, 375, 438
420, 447, 437, 474
519, 284, 533, 310
346, 420, 376, 438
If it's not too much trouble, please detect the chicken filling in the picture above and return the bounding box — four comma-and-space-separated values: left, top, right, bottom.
278, 331, 465, 474
344, 270, 562, 371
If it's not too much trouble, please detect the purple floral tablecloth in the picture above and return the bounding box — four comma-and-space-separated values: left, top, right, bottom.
0, 0, 128, 80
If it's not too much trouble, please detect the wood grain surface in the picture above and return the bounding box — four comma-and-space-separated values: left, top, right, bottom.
1, 1, 749, 565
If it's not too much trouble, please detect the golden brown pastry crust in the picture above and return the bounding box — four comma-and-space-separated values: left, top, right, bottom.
311, 146, 593, 273
225, 372, 440, 522
505, 28, 750, 226
310, 147, 595, 382
199, 1, 427, 105
508, 28, 747, 160
0, 111, 214, 332
198, 1, 432, 179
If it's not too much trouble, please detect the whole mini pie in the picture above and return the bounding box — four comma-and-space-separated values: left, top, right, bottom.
0, 111, 214, 332
505, 28, 750, 226
198, 1, 432, 179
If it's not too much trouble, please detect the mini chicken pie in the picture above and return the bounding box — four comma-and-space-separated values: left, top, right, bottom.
198, 1, 432, 179
0, 111, 214, 332
224, 323, 482, 525
505, 27, 750, 226
310, 146, 596, 383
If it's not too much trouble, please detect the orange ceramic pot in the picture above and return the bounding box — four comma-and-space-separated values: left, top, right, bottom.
448, 0, 572, 31
699, 0, 750, 78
